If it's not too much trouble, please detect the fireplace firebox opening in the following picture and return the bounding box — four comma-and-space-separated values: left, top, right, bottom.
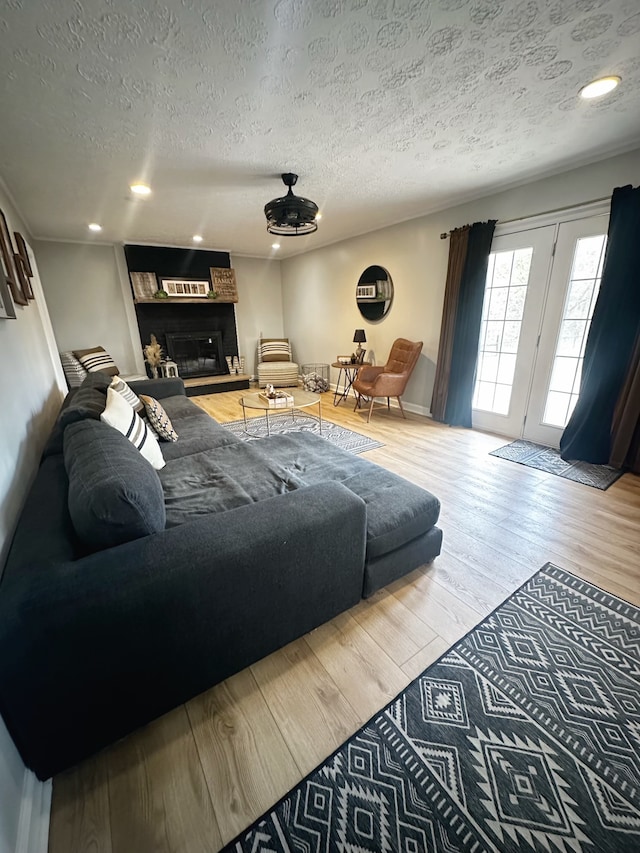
165, 331, 226, 379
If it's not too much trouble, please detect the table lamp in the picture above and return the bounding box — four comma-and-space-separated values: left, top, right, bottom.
353, 329, 367, 363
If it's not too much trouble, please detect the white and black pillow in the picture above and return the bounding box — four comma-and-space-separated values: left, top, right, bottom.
260, 338, 290, 362
110, 375, 144, 413
74, 346, 119, 376
139, 394, 179, 442
60, 351, 89, 388
100, 387, 165, 469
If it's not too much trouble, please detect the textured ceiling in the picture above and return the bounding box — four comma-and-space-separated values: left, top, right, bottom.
1, 0, 639, 258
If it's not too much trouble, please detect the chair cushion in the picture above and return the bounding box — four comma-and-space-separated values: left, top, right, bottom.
64, 419, 166, 550
260, 338, 290, 362
257, 361, 299, 387
74, 346, 119, 376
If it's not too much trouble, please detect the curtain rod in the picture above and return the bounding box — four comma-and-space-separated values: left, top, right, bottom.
439, 195, 610, 238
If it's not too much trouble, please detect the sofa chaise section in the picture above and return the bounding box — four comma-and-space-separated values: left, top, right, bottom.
0, 481, 366, 780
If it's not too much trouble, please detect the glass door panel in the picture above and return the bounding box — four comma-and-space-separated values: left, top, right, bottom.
541, 234, 606, 427
523, 215, 609, 447
473, 247, 532, 416
472, 226, 555, 438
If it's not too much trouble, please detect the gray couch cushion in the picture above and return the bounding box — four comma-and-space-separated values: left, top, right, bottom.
43, 374, 111, 458
155, 395, 242, 460
160, 428, 439, 561
64, 420, 166, 550
248, 434, 440, 560
160, 440, 304, 526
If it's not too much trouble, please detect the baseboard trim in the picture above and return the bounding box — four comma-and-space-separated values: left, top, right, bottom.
15, 770, 52, 853
328, 383, 431, 419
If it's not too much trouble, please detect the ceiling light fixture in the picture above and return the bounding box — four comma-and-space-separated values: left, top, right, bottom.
130, 183, 151, 196
264, 173, 319, 237
315, 213, 322, 220
271, 242, 280, 250
88, 223, 102, 232
192, 234, 203, 243
579, 76, 620, 99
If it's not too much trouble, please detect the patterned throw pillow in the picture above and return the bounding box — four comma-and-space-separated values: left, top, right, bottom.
100, 387, 165, 469
139, 395, 179, 442
60, 351, 89, 388
110, 375, 144, 413
74, 346, 119, 376
260, 338, 290, 362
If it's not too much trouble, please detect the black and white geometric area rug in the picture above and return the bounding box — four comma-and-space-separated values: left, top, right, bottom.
222, 413, 383, 454
221, 564, 640, 852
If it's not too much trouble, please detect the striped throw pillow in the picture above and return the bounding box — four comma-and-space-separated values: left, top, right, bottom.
60, 351, 89, 388
110, 375, 144, 413
139, 394, 178, 442
260, 339, 290, 362
74, 346, 119, 376
100, 387, 165, 469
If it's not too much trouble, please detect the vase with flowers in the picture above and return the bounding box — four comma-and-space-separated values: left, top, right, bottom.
143, 334, 163, 379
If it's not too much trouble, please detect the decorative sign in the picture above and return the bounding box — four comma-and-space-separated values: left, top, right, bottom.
209, 267, 238, 302
130, 271, 158, 301
159, 278, 210, 298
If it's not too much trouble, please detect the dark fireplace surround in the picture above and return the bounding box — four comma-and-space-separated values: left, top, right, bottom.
125, 244, 247, 394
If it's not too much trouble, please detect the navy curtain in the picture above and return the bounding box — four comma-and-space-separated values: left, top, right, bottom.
443, 220, 497, 427
560, 185, 640, 463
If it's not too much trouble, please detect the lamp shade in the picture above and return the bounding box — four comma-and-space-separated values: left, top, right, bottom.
353, 329, 367, 343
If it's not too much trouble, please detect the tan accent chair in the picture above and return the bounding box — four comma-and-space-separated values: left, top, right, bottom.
256, 336, 299, 388
353, 338, 423, 422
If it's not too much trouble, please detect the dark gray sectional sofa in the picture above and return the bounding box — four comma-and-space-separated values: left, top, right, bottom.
0, 374, 442, 780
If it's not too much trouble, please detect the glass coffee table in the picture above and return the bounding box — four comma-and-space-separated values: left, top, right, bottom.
240, 390, 322, 436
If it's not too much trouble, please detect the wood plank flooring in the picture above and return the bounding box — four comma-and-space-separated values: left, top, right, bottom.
48, 389, 640, 853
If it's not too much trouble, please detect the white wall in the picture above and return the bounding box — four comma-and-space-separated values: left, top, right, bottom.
231, 254, 283, 377
33, 243, 285, 381
281, 148, 640, 414
0, 184, 60, 852
33, 240, 142, 375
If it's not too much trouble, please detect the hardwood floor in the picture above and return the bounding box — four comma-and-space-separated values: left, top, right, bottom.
48, 390, 640, 852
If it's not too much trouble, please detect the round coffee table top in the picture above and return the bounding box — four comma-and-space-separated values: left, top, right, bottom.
241, 389, 321, 412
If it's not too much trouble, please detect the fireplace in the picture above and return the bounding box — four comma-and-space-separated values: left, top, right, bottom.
165, 331, 226, 379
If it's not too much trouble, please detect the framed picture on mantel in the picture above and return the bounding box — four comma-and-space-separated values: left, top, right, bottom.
160, 278, 209, 297
209, 267, 238, 302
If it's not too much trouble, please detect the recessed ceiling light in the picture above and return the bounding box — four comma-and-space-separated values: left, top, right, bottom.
192, 235, 203, 243
315, 213, 322, 220
271, 242, 280, 250
130, 183, 151, 196
579, 76, 620, 99
88, 222, 102, 232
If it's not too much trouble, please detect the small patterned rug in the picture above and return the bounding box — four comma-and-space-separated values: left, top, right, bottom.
221, 564, 640, 852
222, 413, 384, 454
490, 439, 623, 490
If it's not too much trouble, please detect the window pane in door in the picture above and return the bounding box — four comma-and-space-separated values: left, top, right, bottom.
473, 247, 533, 414
542, 234, 606, 427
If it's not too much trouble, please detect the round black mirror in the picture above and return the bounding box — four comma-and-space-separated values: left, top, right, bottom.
356, 265, 393, 321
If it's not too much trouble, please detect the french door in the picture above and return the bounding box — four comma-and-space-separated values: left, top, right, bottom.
472, 214, 609, 446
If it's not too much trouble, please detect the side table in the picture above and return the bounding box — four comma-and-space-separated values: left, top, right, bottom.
331, 362, 360, 407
